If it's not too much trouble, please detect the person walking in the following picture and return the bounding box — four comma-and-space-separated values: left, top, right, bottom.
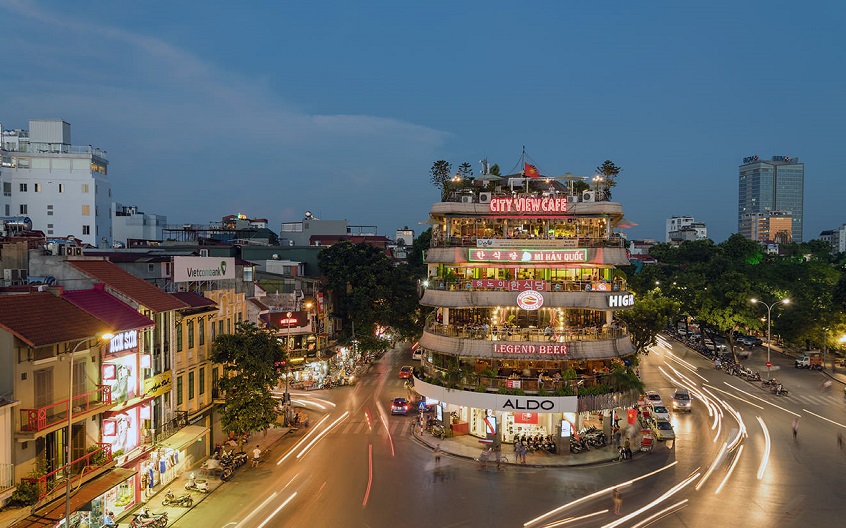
792, 418, 799, 440
517, 441, 527, 464
252, 445, 262, 467
838, 431, 843, 450
434, 443, 442, 463
494, 445, 503, 470
612, 488, 622, 515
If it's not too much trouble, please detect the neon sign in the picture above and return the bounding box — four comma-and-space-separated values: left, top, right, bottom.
109, 330, 138, 354
468, 248, 587, 263
493, 343, 568, 355
489, 196, 568, 214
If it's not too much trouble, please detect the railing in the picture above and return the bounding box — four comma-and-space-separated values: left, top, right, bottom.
20, 385, 113, 433
21, 443, 113, 500
430, 235, 626, 248
0, 463, 14, 490
426, 278, 626, 293
425, 322, 626, 343
152, 410, 189, 444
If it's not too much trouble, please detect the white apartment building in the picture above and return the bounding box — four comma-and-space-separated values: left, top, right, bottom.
819, 225, 846, 254
112, 202, 167, 246
0, 119, 112, 247
665, 216, 707, 243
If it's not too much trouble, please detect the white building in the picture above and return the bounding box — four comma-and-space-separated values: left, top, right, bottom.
112, 202, 167, 246
665, 216, 708, 243
819, 225, 846, 254
0, 119, 112, 247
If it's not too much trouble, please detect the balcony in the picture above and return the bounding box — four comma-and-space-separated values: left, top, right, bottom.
425, 277, 626, 293
19, 385, 113, 434
430, 234, 626, 249
21, 443, 113, 501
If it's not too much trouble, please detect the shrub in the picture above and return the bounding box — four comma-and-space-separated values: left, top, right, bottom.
9, 479, 40, 506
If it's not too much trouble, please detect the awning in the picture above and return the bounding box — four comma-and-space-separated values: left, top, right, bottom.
158, 425, 209, 451
14, 468, 136, 528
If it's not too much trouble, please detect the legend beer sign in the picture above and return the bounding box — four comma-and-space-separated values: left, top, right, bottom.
494, 343, 568, 355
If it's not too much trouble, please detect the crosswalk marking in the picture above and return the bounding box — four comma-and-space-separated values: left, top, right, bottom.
330, 418, 415, 436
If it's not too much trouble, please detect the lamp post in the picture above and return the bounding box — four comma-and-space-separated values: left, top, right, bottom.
65, 333, 112, 528
751, 298, 790, 380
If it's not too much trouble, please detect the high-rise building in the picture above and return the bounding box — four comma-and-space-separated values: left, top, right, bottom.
738, 155, 804, 243
739, 211, 793, 244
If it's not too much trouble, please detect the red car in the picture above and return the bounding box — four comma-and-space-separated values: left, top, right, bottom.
399, 366, 413, 379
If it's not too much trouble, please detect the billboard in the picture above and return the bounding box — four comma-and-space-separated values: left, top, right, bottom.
173, 257, 236, 282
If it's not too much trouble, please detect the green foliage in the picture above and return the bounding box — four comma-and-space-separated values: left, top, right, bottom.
497, 387, 526, 395
9, 479, 40, 506
617, 289, 680, 354
407, 228, 431, 277
430, 160, 453, 200
211, 322, 285, 439
595, 160, 622, 198
577, 384, 612, 395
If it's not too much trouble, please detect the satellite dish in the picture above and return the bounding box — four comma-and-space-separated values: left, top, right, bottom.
305, 211, 313, 219
272, 254, 279, 260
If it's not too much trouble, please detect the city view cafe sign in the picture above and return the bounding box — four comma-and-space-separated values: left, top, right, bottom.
488, 196, 568, 214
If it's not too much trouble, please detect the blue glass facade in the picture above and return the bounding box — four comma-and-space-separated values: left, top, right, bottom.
738, 157, 804, 243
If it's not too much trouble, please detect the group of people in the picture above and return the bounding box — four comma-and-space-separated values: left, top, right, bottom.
515, 434, 556, 454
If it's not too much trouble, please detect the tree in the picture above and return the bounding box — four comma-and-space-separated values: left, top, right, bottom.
458, 162, 473, 179
407, 227, 431, 277
430, 160, 453, 200
211, 322, 286, 446
595, 160, 622, 199
616, 289, 680, 355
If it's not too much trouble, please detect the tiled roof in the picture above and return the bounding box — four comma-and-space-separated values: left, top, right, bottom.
0, 292, 113, 347
172, 291, 218, 309
248, 298, 270, 311
62, 284, 155, 333
69, 260, 188, 313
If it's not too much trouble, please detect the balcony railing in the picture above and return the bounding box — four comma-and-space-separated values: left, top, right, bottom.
20, 385, 113, 433
426, 278, 626, 293
21, 443, 113, 500
430, 234, 626, 249
425, 322, 626, 343
151, 410, 189, 444
0, 463, 14, 490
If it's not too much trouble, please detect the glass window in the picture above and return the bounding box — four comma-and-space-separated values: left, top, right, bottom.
82, 205, 90, 216
19, 204, 27, 214
82, 225, 90, 235
199, 367, 205, 395
177, 376, 183, 406
227, 318, 231, 334
218, 320, 223, 335
187, 320, 195, 349
59, 183, 64, 193
34, 183, 41, 192
199, 319, 205, 346
19, 183, 27, 192
47, 204, 53, 216
176, 324, 183, 352
188, 371, 195, 400
82, 184, 89, 193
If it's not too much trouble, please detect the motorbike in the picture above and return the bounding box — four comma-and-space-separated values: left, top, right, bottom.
569, 437, 589, 454
130, 507, 168, 528
184, 473, 209, 493
762, 378, 779, 387
162, 488, 193, 507
771, 384, 789, 395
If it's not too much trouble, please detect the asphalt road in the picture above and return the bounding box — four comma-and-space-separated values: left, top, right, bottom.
172, 339, 846, 528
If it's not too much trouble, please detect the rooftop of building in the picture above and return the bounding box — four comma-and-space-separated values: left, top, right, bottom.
0, 291, 112, 347
69, 259, 188, 313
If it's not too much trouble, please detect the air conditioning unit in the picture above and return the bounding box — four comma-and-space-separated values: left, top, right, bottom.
567, 196, 580, 204
582, 191, 596, 203
479, 192, 492, 204
460, 195, 474, 204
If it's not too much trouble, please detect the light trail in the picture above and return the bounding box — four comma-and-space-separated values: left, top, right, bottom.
629, 500, 688, 528
255, 492, 297, 528
715, 444, 743, 494
377, 405, 395, 456
290, 398, 326, 410
277, 414, 331, 465
296, 411, 350, 459
234, 491, 278, 528
802, 408, 846, 429
541, 510, 608, 527
523, 462, 679, 527
362, 443, 373, 507
365, 408, 373, 431
702, 385, 762, 410
756, 416, 771, 479
722, 381, 800, 416
695, 442, 727, 491
601, 471, 700, 528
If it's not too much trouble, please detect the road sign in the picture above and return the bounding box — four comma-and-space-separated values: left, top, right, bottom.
766, 361, 773, 367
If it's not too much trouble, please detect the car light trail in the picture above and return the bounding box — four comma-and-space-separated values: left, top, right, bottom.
523, 462, 679, 527
663, 352, 707, 382
296, 411, 350, 459
277, 414, 332, 465
290, 398, 326, 410
695, 442, 727, 491
376, 405, 395, 456
602, 471, 700, 528
756, 416, 771, 479
801, 408, 846, 429
715, 444, 743, 494
541, 510, 608, 527
235, 491, 278, 528
703, 384, 763, 410
255, 492, 297, 528
629, 499, 688, 528
362, 443, 373, 507
722, 381, 800, 416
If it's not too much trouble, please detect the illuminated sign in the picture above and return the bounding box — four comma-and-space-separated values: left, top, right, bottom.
267, 311, 308, 328
742, 155, 759, 164
471, 279, 548, 291
102, 406, 139, 453
173, 256, 236, 282
489, 196, 568, 214
109, 330, 138, 354
516, 290, 543, 310
503, 398, 555, 411
607, 294, 635, 308
102, 354, 137, 404
468, 248, 587, 263
143, 370, 172, 398
493, 343, 568, 355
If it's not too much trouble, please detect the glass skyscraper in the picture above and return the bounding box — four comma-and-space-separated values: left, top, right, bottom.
738, 155, 805, 243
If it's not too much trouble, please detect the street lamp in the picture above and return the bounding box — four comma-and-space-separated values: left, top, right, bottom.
65, 332, 112, 528
750, 298, 790, 379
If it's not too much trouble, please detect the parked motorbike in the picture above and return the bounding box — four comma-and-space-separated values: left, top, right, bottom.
762, 378, 779, 388
184, 473, 209, 493
429, 423, 446, 439
569, 437, 589, 454
130, 508, 168, 528
162, 488, 193, 507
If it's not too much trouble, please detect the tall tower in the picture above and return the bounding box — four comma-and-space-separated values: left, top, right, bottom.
738, 155, 804, 243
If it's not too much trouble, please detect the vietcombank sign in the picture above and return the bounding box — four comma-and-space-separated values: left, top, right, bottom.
174, 256, 236, 282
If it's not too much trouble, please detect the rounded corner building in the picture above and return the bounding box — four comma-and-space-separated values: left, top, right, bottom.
413, 169, 639, 454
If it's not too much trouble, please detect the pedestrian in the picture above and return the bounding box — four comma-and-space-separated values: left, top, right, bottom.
838, 432, 843, 450
252, 445, 261, 467
614, 427, 622, 449
494, 445, 502, 470
303, 413, 310, 428
612, 488, 622, 515
517, 441, 527, 464
792, 418, 799, 440
434, 443, 442, 463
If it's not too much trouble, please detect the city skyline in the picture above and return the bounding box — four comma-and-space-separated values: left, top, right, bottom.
2, 1, 844, 243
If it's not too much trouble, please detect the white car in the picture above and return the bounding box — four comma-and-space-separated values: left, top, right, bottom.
650, 404, 671, 422
645, 390, 663, 406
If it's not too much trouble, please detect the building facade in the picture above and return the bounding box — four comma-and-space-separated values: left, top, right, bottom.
738, 155, 804, 243
739, 211, 793, 244
413, 175, 637, 453
665, 216, 707, 243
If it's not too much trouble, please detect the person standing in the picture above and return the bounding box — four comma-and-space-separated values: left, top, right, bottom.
252, 445, 262, 467
434, 443, 442, 464
517, 441, 527, 464
838, 431, 843, 450
612, 488, 622, 515
792, 418, 799, 440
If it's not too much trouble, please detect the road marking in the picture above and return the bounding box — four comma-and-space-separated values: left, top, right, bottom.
802, 409, 846, 429
721, 382, 800, 417
628, 500, 689, 528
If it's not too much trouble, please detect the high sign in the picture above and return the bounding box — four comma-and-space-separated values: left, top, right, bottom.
468, 248, 587, 263
173, 256, 235, 282
742, 155, 759, 164
607, 293, 635, 308
516, 290, 544, 310
471, 279, 549, 292
489, 196, 568, 214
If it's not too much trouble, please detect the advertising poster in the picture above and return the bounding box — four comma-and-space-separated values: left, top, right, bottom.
102, 355, 137, 404
103, 406, 140, 454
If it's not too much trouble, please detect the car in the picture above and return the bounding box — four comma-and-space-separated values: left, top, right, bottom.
399, 366, 413, 379
650, 404, 671, 421
390, 397, 410, 415
650, 418, 676, 441
703, 339, 727, 352
411, 343, 422, 361
671, 388, 692, 412
645, 390, 663, 406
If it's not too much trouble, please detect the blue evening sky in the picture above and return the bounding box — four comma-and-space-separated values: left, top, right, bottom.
1, 1, 844, 243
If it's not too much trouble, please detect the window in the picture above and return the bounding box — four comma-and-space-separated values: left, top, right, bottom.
47, 205, 53, 216
218, 320, 223, 336
3, 182, 10, 196
188, 371, 195, 400
82, 184, 89, 193
59, 183, 64, 193
237, 313, 243, 324
19, 183, 27, 192
47, 224, 53, 229
199, 319, 205, 346
19, 204, 27, 214
227, 318, 231, 334
82, 205, 90, 216
148, 264, 155, 272
199, 367, 205, 395
211, 320, 216, 340
177, 375, 183, 406
4, 205, 9, 216
34, 183, 41, 192
176, 324, 183, 352
82, 225, 90, 235
187, 320, 195, 349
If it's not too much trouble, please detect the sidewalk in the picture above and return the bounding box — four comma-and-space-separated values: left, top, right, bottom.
412, 424, 658, 468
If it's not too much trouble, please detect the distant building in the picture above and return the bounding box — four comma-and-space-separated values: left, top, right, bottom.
819, 225, 846, 253
395, 226, 415, 246
112, 202, 167, 247
665, 216, 707, 243
629, 239, 659, 256
739, 155, 804, 243
739, 211, 793, 244
162, 213, 278, 246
